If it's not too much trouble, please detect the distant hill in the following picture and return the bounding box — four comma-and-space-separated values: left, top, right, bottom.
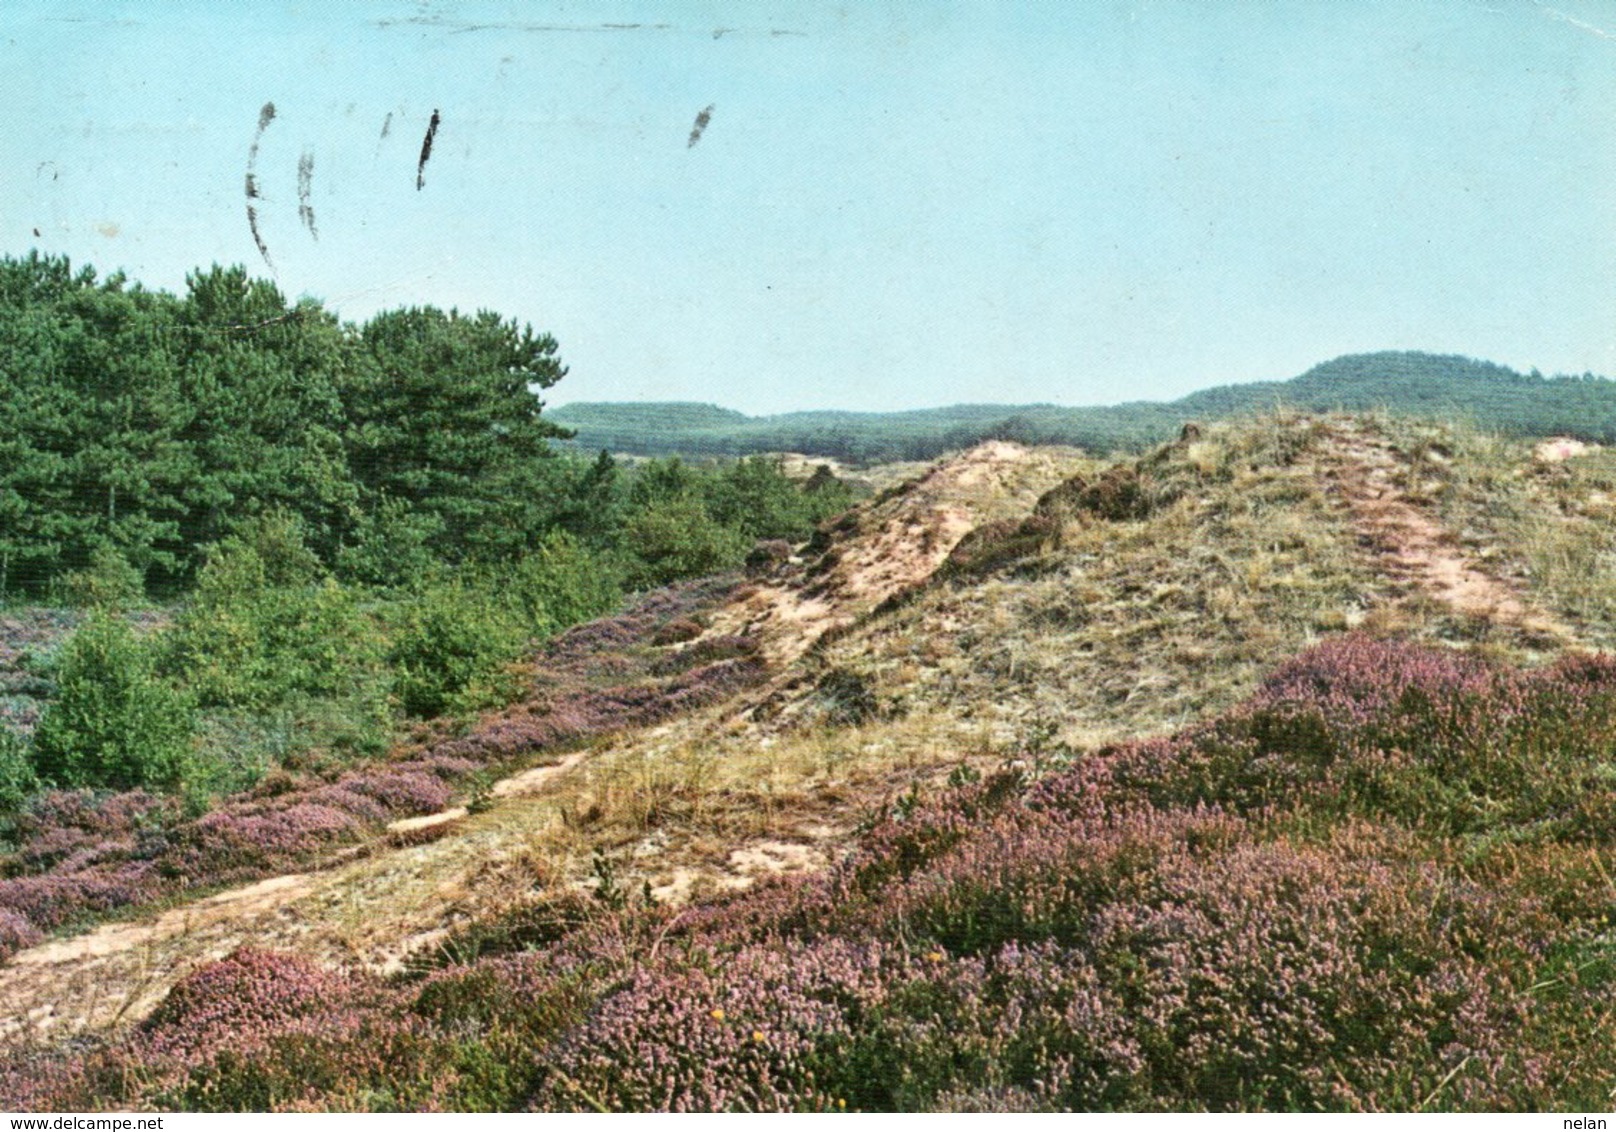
549, 351, 1615, 462
549, 401, 749, 431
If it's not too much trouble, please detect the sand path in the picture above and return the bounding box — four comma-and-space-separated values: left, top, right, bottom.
1319, 421, 1570, 641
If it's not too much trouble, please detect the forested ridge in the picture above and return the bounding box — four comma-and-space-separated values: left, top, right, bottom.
552, 351, 1616, 462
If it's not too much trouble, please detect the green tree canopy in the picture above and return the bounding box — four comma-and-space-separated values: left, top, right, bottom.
346, 306, 570, 563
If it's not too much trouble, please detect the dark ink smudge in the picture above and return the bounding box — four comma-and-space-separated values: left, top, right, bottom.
297, 150, 317, 240
379, 111, 393, 140
688, 103, 715, 148
245, 101, 277, 270
416, 108, 441, 190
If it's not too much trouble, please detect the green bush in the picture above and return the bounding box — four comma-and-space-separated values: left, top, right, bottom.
0, 728, 38, 818
165, 517, 386, 710
59, 544, 146, 609
704, 455, 853, 541
221, 510, 325, 589
390, 581, 527, 718
32, 614, 196, 792
621, 494, 750, 590
506, 531, 621, 638
248, 580, 385, 702
336, 497, 442, 589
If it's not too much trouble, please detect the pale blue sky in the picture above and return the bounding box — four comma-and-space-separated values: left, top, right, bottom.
2, 1, 1613, 413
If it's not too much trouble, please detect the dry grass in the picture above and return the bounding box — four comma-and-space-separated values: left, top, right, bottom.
801, 415, 1375, 747
297, 702, 1008, 972
1381, 416, 1616, 646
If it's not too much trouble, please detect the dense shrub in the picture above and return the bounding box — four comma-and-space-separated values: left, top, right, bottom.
388, 581, 526, 718
0, 727, 38, 819
335, 497, 443, 589
163, 516, 386, 711
31, 614, 196, 792
620, 494, 751, 590
703, 456, 853, 541
504, 530, 621, 638
59, 545, 146, 610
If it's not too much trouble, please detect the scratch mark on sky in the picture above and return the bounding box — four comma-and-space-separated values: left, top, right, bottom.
1531, 2, 1616, 42
372, 17, 802, 37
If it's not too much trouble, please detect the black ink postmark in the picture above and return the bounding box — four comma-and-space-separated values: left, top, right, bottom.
688, 103, 715, 148
416, 108, 441, 190
244, 101, 276, 269
297, 150, 317, 240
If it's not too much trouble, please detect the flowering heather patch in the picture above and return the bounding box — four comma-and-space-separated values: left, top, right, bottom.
298, 784, 390, 823
538, 576, 741, 680
293, 769, 454, 825
442, 657, 767, 764
179, 803, 365, 876
9, 788, 177, 873
141, 948, 345, 1056
169, 1016, 477, 1112
339, 768, 454, 814
1113, 636, 1616, 844
11, 638, 1611, 1111
514, 813, 1579, 1108
0, 765, 469, 949
425, 574, 758, 765
539, 939, 877, 1111
0, 908, 40, 953
400, 754, 482, 781
0, 862, 162, 934
647, 634, 759, 676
